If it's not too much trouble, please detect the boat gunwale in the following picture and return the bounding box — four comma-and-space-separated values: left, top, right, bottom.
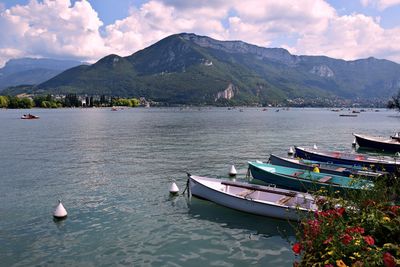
353, 133, 400, 145
295, 146, 399, 165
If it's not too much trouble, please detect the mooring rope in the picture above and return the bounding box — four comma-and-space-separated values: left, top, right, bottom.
182, 172, 191, 197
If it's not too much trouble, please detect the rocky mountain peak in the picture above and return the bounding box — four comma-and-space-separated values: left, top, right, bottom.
178, 33, 298, 66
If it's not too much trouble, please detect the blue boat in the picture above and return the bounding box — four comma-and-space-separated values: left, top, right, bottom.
268, 154, 385, 179
248, 161, 374, 193
294, 146, 400, 173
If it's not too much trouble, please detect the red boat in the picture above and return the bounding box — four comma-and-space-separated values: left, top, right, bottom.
21, 114, 39, 119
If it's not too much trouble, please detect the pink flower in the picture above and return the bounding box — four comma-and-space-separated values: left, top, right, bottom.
363, 235, 375, 246
383, 252, 396, 267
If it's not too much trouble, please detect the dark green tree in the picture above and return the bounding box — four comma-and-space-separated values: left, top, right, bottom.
65, 94, 80, 107
19, 97, 33, 108
7, 96, 33, 108
388, 90, 400, 111
0, 96, 9, 108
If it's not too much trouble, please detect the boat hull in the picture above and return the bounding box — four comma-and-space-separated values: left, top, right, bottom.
268, 154, 383, 179
248, 162, 372, 193
294, 146, 400, 173
189, 175, 314, 221
21, 116, 39, 119
353, 133, 400, 153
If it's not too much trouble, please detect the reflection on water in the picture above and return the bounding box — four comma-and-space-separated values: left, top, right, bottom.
187, 197, 295, 238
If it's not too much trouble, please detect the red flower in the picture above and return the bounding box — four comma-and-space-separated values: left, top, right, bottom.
317, 207, 345, 219
292, 242, 302, 254
324, 265, 334, 267
323, 236, 333, 244
341, 233, 353, 245
336, 207, 345, 216
303, 219, 320, 239
362, 200, 376, 207
363, 235, 374, 246
383, 252, 396, 267
346, 226, 365, 234
389, 205, 399, 215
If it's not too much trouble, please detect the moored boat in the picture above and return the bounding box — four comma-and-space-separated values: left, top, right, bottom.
188, 174, 317, 221
353, 133, 400, 153
294, 146, 400, 173
21, 114, 39, 119
248, 161, 373, 193
268, 154, 385, 179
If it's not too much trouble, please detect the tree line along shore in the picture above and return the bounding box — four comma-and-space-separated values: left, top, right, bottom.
0, 94, 142, 109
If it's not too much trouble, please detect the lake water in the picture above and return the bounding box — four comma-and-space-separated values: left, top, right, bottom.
1, 107, 399, 266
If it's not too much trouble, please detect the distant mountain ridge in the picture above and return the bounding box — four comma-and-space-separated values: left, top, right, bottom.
0, 58, 85, 91
4, 33, 400, 105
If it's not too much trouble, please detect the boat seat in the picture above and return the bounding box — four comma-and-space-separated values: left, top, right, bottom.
318, 176, 332, 183
237, 189, 255, 197
277, 196, 293, 205
335, 167, 346, 172
292, 171, 304, 177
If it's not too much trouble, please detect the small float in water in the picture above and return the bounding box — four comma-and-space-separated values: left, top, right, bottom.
169, 181, 179, 195
53, 200, 68, 220
228, 165, 237, 176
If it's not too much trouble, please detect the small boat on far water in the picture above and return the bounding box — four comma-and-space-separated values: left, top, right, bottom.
353, 133, 400, 153
21, 113, 39, 119
339, 114, 357, 117
188, 174, 317, 221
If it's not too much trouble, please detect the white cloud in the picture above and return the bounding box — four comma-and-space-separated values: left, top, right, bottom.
103, 0, 228, 57
0, 0, 109, 66
361, 0, 400, 10
103, 0, 338, 54
293, 13, 400, 62
0, 0, 400, 67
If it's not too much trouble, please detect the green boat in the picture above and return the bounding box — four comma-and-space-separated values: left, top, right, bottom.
248, 161, 373, 193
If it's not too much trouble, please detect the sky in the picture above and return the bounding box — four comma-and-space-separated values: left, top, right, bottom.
0, 0, 400, 67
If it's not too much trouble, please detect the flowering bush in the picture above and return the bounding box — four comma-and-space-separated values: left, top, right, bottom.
292, 176, 400, 267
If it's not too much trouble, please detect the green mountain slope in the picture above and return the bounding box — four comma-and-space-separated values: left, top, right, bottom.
13, 33, 400, 105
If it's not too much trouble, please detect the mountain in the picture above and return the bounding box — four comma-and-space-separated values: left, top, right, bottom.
6, 33, 400, 105
0, 58, 85, 91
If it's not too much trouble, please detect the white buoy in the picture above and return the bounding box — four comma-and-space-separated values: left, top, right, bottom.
352, 138, 357, 147
313, 144, 318, 150
288, 146, 294, 156
229, 165, 237, 176
53, 200, 67, 219
169, 182, 179, 195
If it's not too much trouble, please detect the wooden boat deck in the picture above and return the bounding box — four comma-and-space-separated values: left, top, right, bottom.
318, 176, 332, 183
